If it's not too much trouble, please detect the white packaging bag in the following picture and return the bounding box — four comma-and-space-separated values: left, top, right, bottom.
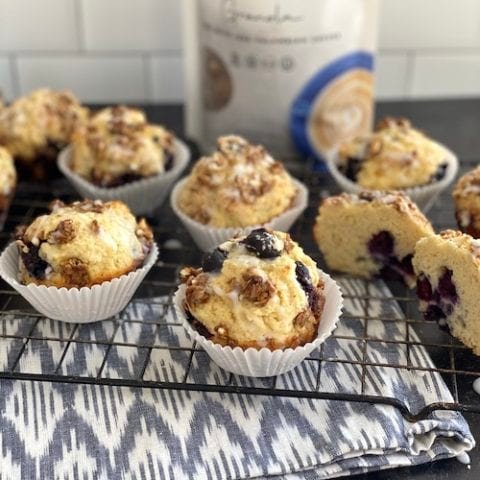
184, 0, 379, 161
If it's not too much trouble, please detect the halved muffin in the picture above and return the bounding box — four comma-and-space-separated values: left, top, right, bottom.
313, 191, 434, 287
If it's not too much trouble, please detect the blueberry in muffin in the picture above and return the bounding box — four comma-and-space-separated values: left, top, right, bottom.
70, 106, 175, 188
0, 88, 88, 180
452, 166, 480, 238
337, 117, 450, 190
15, 199, 153, 288
179, 229, 325, 349
413, 230, 480, 355
313, 191, 434, 287
177, 135, 297, 228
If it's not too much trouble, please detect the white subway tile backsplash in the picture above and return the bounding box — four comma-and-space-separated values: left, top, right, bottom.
150, 56, 184, 102
0, 0, 478, 102
379, 0, 480, 49
81, 0, 181, 52
0, 58, 15, 101
16, 56, 147, 103
0, 0, 78, 52
410, 54, 480, 98
375, 54, 409, 100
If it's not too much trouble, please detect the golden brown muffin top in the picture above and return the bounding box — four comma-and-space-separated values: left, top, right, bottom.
338, 117, 449, 190
178, 135, 297, 227
16, 199, 153, 288
0, 88, 88, 161
70, 105, 175, 187
180, 229, 325, 350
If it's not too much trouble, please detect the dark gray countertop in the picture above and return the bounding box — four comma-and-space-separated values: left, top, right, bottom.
125, 99, 480, 478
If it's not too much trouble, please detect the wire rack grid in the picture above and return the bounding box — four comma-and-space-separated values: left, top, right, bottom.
1, 158, 480, 423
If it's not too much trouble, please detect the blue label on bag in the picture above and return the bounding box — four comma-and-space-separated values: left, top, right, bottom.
290, 51, 374, 165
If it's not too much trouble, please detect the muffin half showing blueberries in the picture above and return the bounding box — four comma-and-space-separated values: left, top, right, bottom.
0, 146, 16, 230
174, 229, 343, 377
0, 88, 88, 180
413, 230, 480, 355
0, 199, 158, 323
58, 106, 190, 215
327, 117, 458, 211
313, 191, 434, 287
170, 135, 308, 251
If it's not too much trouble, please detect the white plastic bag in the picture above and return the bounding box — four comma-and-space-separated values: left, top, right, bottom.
184, 0, 379, 161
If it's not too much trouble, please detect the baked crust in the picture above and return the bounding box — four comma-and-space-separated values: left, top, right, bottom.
180, 230, 326, 350
0, 89, 88, 180
70, 106, 175, 187
178, 135, 297, 228
413, 230, 480, 355
313, 191, 434, 285
453, 166, 480, 237
337, 116, 448, 190
16, 199, 153, 288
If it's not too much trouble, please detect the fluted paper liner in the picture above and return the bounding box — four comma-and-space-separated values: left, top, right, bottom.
326, 142, 458, 212
170, 177, 309, 252
58, 139, 190, 215
0, 242, 158, 323
174, 270, 343, 377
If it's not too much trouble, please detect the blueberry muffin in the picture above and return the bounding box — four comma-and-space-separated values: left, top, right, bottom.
313, 191, 434, 287
413, 230, 480, 355
180, 229, 325, 349
337, 117, 449, 190
0, 89, 88, 179
177, 135, 297, 228
0, 146, 16, 219
452, 166, 480, 238
15, 199, 153, 288
70, 106, 175, 188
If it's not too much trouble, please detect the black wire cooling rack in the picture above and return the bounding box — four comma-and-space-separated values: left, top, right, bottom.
1, 157, 480, 423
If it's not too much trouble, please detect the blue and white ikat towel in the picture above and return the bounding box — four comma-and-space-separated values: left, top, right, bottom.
0, 278, 474, 479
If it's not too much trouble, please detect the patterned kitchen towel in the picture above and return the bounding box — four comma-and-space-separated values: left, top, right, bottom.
0, 278, 475, 479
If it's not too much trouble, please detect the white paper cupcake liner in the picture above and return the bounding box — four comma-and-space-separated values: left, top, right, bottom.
58, 139, 190, 215
326, 142, 458, 212
170, 177, 309, 251
0, 242, 158, 323
174, 270, 343, 377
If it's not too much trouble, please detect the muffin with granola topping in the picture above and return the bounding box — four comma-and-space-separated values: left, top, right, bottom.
452, 166, 480, 238
0, 88, 88, 179
327, 117, 458, 211
177, 135, 297, 227
171, 135, 307, 251
15, 199, 153, 288
180, 229, 326, 350
69, 106, 176, 188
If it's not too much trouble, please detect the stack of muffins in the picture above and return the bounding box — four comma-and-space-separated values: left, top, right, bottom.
0, 88, 479, 376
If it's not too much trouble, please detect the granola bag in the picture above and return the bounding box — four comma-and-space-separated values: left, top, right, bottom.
184, 0, 379, 161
